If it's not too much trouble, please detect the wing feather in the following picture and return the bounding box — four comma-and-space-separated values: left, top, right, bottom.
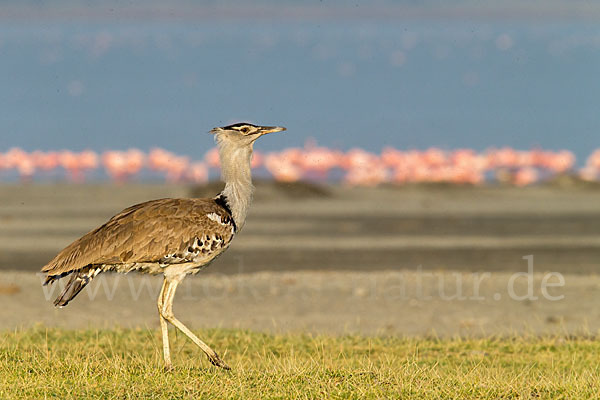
41, 198, 235, 277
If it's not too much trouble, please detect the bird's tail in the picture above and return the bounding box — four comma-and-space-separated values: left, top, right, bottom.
51, 266, 102, 307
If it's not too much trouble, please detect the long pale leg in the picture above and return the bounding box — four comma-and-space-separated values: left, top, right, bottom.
160, 278, 230, 370
157, 279, 172, 370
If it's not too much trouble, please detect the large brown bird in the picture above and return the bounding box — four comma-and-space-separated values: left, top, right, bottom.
41, 123, 286, 370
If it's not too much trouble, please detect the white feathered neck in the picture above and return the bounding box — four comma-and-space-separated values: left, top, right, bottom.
214, 135, 255, 230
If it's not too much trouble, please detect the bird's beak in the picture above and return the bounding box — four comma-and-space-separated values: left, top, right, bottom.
259, 126, 286, 135
209, 127, 222, 134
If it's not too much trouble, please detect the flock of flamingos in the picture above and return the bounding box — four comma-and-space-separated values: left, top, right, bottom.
1, 145, 600, 186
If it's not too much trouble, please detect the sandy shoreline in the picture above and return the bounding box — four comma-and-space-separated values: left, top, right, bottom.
2, 269, 598, 336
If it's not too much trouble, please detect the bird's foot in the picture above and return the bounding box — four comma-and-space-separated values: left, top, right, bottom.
163, 363, 174, 372
208, 354, 231, 370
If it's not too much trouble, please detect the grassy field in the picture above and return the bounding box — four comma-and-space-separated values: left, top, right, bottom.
1, 328, 599, 399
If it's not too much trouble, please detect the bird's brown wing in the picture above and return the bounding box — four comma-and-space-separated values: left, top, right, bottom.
41, 198, 236, 278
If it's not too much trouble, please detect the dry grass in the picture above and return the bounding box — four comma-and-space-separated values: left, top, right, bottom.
1, 328, 599, 399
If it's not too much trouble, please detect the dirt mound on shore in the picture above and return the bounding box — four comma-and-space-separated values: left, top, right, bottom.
189, 179, 332, 201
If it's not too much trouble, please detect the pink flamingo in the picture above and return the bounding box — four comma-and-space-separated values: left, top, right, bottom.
489, 147, 519, 168
149, 148, 193, 181
251, 150, 264, 169
165, 155, 190, 182
148, 148, 175, 171
31, 151, 59, 171
342, 148, 379, 170
516, 150, 534, 168
124, 149, 145, 177
102, 151, 127, 181
264, 153, 302, 182
79, 150, 99, 170
187, 162, 208, 183
17, 155, 35, 180
3, 146, 600, 186
102, 150, 145, 182
3, 148, 34, 180
451, 149, 488, 172
4, 148, 25, 169
579, 166, 598, 181
381, 147, 405, 168
423, 148, 446, 168
301, 146, 341, 172
204, 148, 221, 169
299, 146, 342, 181
342, 149, 388, 186
546, 150, 574, 173
586, 149, 600, 170
513, 167, 539, 186
60, 150, 98, 182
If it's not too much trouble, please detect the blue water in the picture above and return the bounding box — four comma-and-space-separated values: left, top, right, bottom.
1, 16, 599, 161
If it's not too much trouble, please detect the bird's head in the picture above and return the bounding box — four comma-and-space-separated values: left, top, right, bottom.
210, 123, 286, 148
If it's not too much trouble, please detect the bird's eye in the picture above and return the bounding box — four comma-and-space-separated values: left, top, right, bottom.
241, 127, 249, 134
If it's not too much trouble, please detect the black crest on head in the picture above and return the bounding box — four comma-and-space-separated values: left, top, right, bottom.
221, 122, 257, 130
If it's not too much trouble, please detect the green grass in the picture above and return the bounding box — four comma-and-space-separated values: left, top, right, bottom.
1, 328, 599, 399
